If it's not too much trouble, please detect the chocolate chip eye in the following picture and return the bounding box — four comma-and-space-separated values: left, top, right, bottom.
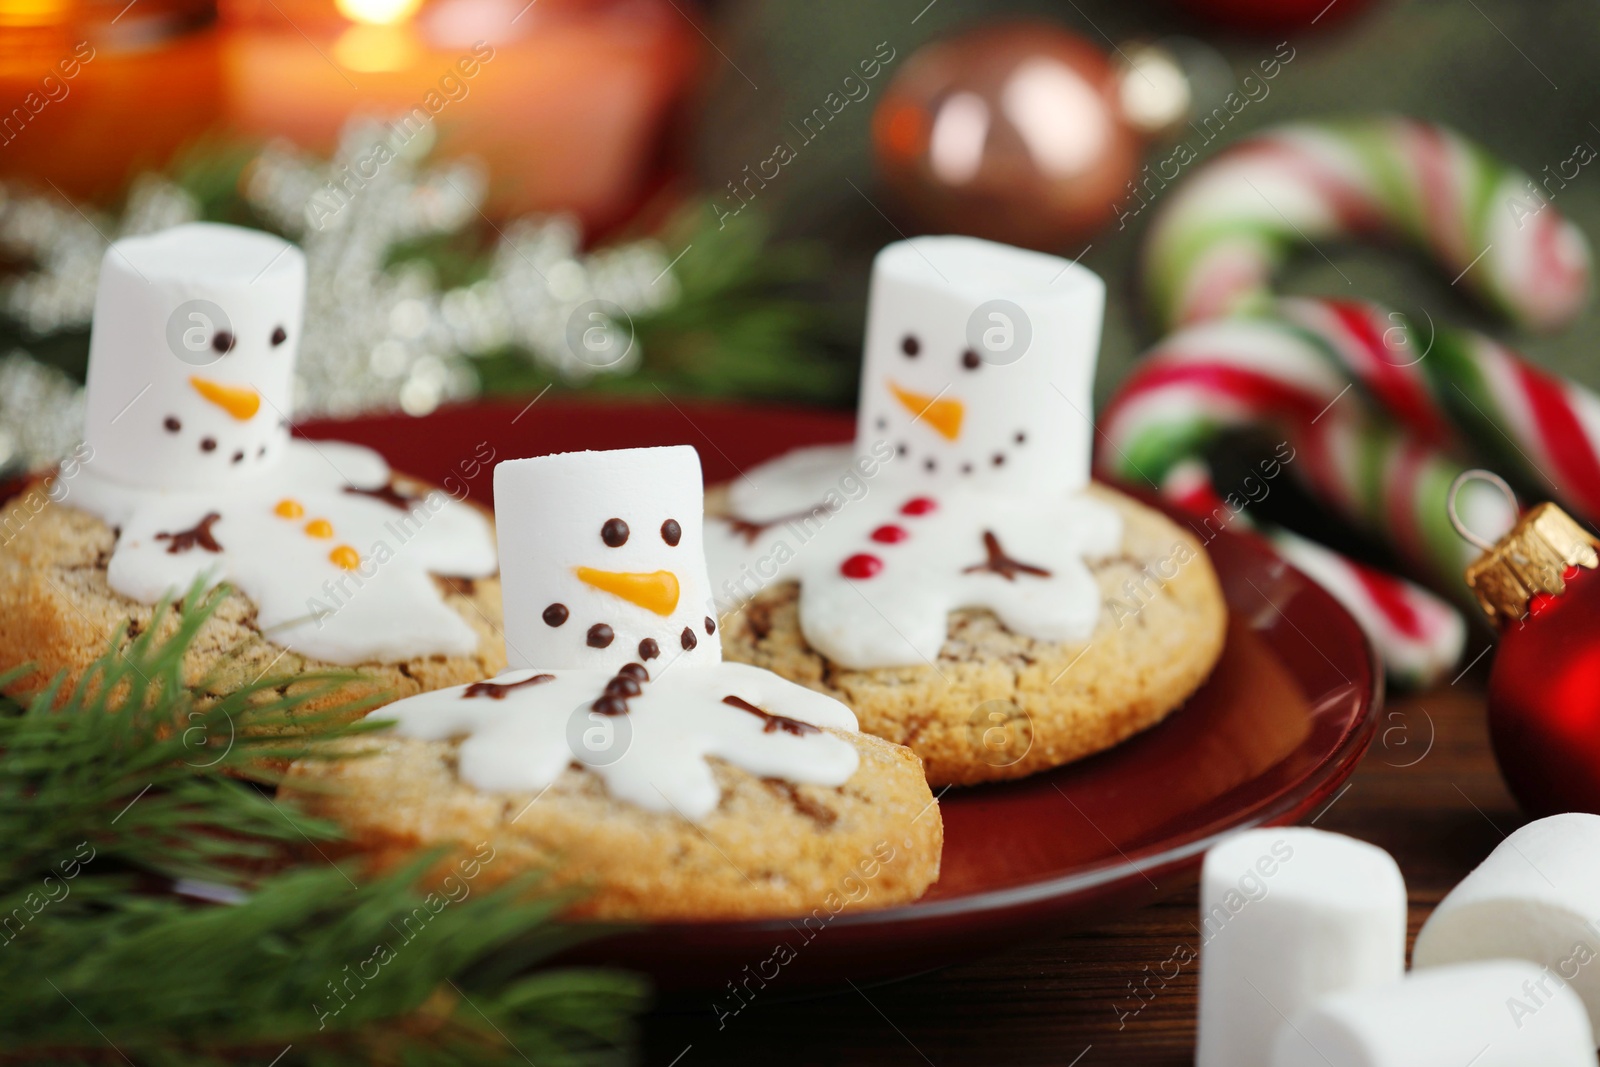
543, 603, 569, 627
961, 349, 981, 370
163, 416, 181, 433
661, 518, 681, 546
271, 326, 287, 347
901, 334, 920, 357
601, 518, 629, 547
212, 331, 235, 354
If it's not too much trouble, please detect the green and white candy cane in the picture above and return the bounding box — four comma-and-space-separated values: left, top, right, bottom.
1143, 118, 1591, 334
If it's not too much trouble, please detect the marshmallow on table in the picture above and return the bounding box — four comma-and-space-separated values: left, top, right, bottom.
495, 446, 721, 671
851, 235, 1105, 496
1196, 827, 1407, 1067
83, 222, 305, 491
1413, 812, 1600, 1043
1270, 960, 1595, 1067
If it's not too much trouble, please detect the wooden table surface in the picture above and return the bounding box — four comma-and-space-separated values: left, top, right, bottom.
641, 664, 1518, 1066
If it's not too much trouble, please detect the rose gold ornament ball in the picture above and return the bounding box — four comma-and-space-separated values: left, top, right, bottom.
871, 21, 1142, 251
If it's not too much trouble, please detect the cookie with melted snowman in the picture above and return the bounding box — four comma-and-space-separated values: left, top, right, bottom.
0, 223, 502, 713
283, 446, 942, 920
704, 237, 1227, 785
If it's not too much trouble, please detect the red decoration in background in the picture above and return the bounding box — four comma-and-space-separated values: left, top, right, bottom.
871, 21, 1141, 252
1167, 0, 1377, 32
1488, 564, 1600, 817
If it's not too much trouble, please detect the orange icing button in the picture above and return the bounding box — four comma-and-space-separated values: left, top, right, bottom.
274, 498, 304, 519
305, 518, 334, 538
329, 545, 361, 570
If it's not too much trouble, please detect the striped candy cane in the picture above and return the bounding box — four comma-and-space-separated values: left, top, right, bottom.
1100, 118, 1597, 685
1143, 118, 1591, 334
1158, 457, 1467, 688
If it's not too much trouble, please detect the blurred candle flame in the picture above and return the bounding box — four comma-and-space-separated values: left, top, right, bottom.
335, 0, 423, 26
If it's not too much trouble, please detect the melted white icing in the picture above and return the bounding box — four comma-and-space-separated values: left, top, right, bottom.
706, 445, 1122, 669
68, 438, 497, 665
377, 659, 860, 820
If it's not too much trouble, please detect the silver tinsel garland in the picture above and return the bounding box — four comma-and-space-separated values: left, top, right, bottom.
0, 117, 678, 473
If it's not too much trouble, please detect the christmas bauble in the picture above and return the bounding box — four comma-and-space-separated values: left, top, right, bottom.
1488, 562, 1600, 816
1461, 492, 1600, 816
871, 21, 1141, 252
1168, 0, 1377, 32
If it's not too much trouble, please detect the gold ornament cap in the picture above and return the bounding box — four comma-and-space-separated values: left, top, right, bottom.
1451, 470, 1600, 626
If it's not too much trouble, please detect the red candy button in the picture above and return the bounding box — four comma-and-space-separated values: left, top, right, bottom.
840, 553, 884, 579
871, 524, 909, 544
901, 496, 937, 516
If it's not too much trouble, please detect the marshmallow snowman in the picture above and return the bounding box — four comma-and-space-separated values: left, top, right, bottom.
375, 446, 861, 820
855, 236, 1105, 495
703, 236, 1123, 671
83, 223, 305, 491
67, 223, 498, 666
495, 446, 721, 671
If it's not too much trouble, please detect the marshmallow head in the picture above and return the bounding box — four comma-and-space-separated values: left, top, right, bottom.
83, 223, 306, 490
854, 236, 1105, 495
494, 446, 721, 671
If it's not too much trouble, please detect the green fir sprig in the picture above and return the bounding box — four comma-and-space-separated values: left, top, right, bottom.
0, 583, 647, 1066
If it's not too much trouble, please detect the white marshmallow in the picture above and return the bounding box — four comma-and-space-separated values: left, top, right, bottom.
494, 446, 721, 671
1270, 960, 1595, 1067
1196, 828, 1407, 1067
83, 223, 306, 490
853, 236, 1104, 496
1413, 812, 1600, 1043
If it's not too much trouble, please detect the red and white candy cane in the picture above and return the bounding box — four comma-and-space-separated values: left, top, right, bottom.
1143, 118, 1590, 334
1100, 300, 1581, 586
1100, 118, 1598, 685
1160, 458, 1466, 689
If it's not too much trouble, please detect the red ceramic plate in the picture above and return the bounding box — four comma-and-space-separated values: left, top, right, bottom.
301, 397, 1381, 989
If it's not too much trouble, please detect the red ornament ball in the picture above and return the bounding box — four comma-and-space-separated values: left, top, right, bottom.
1488, 565, 1600, 816
840, 553, 885, 579
872, 21, 1142, 251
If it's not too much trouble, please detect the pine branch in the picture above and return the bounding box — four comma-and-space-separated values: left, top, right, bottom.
0, 582, 648, 1065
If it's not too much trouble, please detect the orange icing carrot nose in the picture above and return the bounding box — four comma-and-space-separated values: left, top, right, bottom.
575, 567, 680, 615
189, 377, 261, 421
889, 381, 964, 441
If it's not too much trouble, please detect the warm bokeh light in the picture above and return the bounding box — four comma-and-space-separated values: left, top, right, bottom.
1118, 43, 1191, 135
334, 0, 423, 26
332, 22, 420, 70
0, 0, 70, 27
